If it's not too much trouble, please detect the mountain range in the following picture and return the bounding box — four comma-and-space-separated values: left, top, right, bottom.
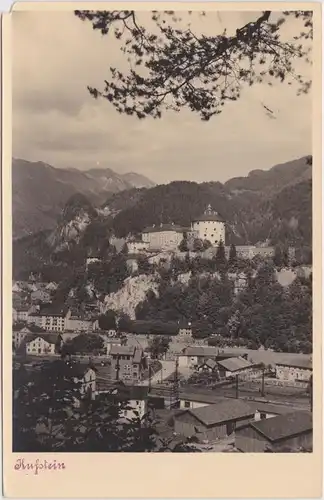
12, 155, 312, 280
12, 159, 155, 238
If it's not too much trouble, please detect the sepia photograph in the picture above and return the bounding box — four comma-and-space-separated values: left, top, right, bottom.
10, 6, 315, 457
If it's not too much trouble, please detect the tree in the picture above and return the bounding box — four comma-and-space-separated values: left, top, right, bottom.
75, 10, 312, 121
193, 238, 204, 253
148, 336, 171, 359
70, 334, 104, 355
228, 244, 237, 266
13, 360, 197, 452
215, 240, 227, 270
203, 240, 212, 251
98, 309, 117, 330
178, 233, 189, 252
273, 245, 283, 267
118, 312, 132, 333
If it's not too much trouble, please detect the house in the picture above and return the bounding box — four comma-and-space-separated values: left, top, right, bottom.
275, 357, 312, 383
110, 345, 146, 383
174, 399, 255, 441
66, 310, 96, 332
246, 402, 297, 422
178, 346, 219, 368
69, 364, 97, 401
235, 411, 313, 452
29, 306, 71, 332
100, 336, 122, 355
197, 358, 218, 373
30, 289, 52, 304
45, 281, 58, 291
217, 356, 254, 379
12, 326, 32, 349
27, 311, 44, 328
99, 385, 149, 421
12, 305, 30, 322
179, 391, 226, 410
25, 333, 62, 356
127, 239, 148, 254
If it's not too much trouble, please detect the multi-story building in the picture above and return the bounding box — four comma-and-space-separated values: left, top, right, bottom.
25, 333, 62, 355
142, 223, 190, 251
27, 307, 71, 332
191, 205, 226, 246
110, 345, 146, 383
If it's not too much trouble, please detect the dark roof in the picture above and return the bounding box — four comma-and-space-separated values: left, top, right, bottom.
182, 346, 218, 357
217, 357, 252, 372
246, 402, 297, 416
192, 212, 225, 223
276, 358, 312, 370
110, 345, 135, 356
250, 411, 312, 442
25, 333, 61, 345
66, 362, 97, 379
179, 392, 227, 405
14, 305, 30, 312
40, 306, 69, 317
183, 399, 254, 426
142, 224, 190, 234
200, 358, 218, 369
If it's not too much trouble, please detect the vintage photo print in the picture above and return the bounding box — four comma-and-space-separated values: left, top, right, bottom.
2, 1, 322, 498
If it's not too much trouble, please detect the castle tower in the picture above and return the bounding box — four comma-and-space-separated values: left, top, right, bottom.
191, 205, 226, 246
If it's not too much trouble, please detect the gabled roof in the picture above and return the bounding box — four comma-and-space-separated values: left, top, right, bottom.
199, 358, 218, 370
217, 356, 252, 372
182, 346, 218, 357
250, 411, 312, 442
182, 399, 254, 426
245, 401, 297, 416
276, 357, 312, 370
110, 345, 135, 356
25, 333, 60, 345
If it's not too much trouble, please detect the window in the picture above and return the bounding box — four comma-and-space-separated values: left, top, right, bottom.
260, 413, 267, 420
184, 401, 191, 408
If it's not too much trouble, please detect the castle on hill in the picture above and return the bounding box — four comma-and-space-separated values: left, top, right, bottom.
126, 205, 294, 261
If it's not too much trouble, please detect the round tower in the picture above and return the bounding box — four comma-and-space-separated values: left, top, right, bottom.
191, 204, 225, 246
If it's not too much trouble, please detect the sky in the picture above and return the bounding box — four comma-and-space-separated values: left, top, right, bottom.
12, 10, 312, 184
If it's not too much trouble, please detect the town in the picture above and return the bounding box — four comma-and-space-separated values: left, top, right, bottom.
13, 206, 313, 453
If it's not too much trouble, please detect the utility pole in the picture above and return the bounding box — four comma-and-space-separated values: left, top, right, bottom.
261, 368, 265, 397
148, 363, 151, 393
116, 355, 120, 382
174, 356, 180, 408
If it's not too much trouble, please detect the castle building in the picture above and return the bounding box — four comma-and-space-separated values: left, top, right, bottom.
191, 205, 226, 246
142, 223, 191, 251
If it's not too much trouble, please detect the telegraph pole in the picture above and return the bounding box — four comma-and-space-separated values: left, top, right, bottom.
148, 363, 152, 393
174, 356, 180, 408
261, 367, 265, 397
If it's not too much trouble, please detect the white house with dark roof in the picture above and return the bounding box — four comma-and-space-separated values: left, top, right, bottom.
25, 333, 61, 355
275, 357, 312, 383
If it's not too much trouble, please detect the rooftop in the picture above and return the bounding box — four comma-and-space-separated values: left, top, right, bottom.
276, 358, 312, 370
217, 356, 252, 372
142, 223, 190, 234
182, 346, 219, 357
192, 205, 225, 223
110, 345, 136, 356
181, 399, 254, 426
250, 411, 312, 442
